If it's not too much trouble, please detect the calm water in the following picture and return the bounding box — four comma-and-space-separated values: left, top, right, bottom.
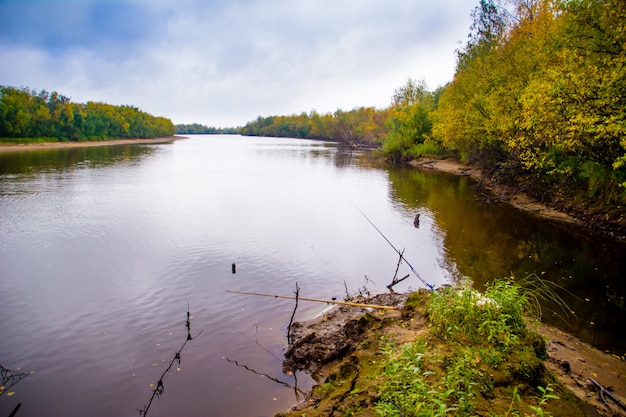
1, 135, 624, 417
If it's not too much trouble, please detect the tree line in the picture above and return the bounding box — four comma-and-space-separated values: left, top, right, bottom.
175, 123, 238, 135
0, 86, 175, 141
239, 107, 393, 148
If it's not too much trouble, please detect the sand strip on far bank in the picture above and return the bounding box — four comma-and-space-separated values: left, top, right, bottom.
0, 136, 186, 153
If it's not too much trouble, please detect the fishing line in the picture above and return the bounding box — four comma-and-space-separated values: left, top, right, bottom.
352, 202, 434, 291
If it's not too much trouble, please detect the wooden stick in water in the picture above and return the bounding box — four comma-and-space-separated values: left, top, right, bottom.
226, 290, 398, 310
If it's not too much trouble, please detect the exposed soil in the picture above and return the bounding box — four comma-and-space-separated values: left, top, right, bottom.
278, 293, 626, 417
0, 136, 185, 153
537, 323, 626, 416
409, 158, 626, 241
282, 293, 411, 376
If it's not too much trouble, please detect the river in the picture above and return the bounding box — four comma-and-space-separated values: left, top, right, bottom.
1, 135, 624, 417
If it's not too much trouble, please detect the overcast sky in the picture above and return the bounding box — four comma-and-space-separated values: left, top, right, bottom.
0, 0, 476, 127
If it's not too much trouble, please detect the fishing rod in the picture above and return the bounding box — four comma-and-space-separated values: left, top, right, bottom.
226, 290, 398, 310
353, 204, 434, 291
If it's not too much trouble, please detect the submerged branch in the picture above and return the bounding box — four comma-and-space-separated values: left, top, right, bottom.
225, 357, 306, 399
138, 305, 202, 417
0, 365, 29, 396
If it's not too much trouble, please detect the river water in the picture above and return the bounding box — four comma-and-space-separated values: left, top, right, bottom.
1, 135, 624, 417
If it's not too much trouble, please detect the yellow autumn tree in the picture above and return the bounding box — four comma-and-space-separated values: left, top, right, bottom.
518, 0, 626, 199
432, 0, 626, 203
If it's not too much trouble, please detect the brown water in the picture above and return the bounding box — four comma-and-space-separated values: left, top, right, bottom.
1, 135, 624, 417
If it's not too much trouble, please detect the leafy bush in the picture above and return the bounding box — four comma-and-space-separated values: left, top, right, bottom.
427, 279, 529, 349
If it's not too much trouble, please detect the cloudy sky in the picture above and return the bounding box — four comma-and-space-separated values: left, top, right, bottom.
0, 0, 476, 127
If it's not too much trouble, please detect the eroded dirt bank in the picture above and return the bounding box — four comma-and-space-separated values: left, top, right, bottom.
410, 158, 626, 241
278, 293, 626, 417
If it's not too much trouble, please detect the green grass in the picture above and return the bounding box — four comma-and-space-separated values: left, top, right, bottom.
375, 278, 558, 417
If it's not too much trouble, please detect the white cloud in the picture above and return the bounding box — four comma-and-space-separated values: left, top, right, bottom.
0, 0, 475, 127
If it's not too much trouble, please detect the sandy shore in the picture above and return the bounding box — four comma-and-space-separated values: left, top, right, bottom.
0, 136, 186, 153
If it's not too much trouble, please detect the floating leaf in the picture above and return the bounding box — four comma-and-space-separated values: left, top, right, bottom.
7, 392, 15, 396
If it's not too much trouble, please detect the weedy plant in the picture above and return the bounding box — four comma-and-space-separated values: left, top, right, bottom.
376, 340, 457, 417
375, 277, 564, 417
427, 278, 529, 349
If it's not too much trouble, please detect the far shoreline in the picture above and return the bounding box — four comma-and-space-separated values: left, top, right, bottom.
0, 136, 187, 153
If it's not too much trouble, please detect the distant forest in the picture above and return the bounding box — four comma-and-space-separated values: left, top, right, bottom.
240, 107, 392, 148
0, 86, 175, 141
175, 123, 238, 135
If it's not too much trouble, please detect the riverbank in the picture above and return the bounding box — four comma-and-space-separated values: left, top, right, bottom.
410, 158, 578, 224
0, 136, 186, 153
410, 157, 626, 241
278, 291, 626, 417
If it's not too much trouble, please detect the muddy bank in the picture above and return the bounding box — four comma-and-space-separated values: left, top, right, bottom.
410, 158, 626, 241
0, 136, 186, 153
536, 322, 626, 416
283, 293, 410, 376
279, 292, 626, 417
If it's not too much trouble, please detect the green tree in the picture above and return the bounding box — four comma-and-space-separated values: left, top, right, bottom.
0, 85, 174, 142
383, 78, 439, 161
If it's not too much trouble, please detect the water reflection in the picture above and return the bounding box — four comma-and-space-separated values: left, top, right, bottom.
386, 165, 626, 353
0, 145, 160, 198
0, 144, 158, 175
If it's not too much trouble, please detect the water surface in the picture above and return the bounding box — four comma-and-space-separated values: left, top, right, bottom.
1, 135, 624, 417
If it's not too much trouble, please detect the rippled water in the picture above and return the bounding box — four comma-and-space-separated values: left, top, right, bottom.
1, 135, 624, 417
